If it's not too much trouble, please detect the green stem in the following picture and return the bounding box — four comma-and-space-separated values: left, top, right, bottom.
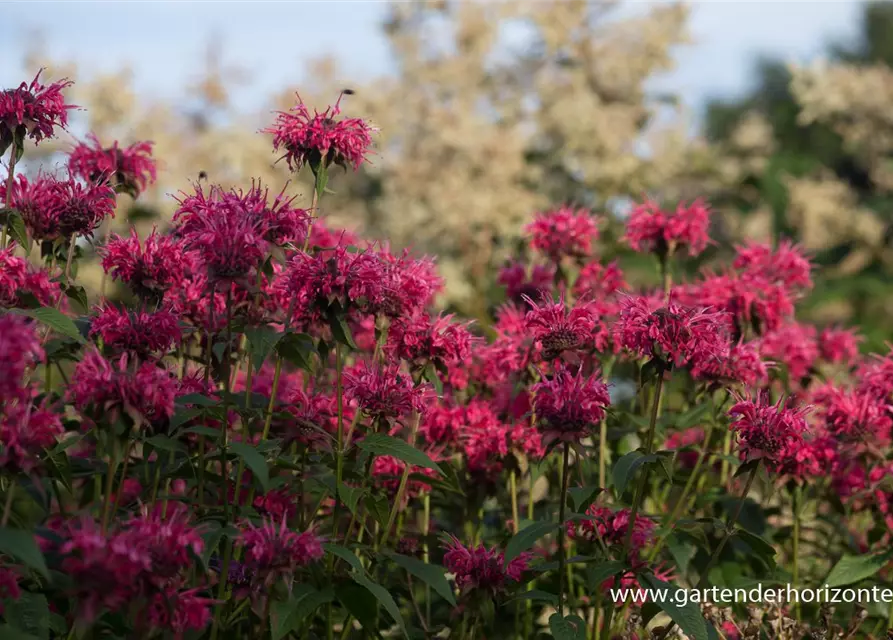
1, 483, 15, 527
623, 366, 664, 555
509, 469, 520, 533
2, 146, 17, 250
557, 443, 571, 616
100, 440, 118, 534
379, 412, 421, 549
792, 484, 802, 620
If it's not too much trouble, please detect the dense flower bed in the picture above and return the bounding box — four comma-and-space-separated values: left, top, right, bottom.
0, 72, 889, 640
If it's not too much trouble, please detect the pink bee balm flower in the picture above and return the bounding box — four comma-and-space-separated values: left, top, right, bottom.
90, 305, 181, 357
0, 71, 74, 146
625, 198, 712, 257
532, 367, 610, 445
0, 173, 62, 241
238, 518, 323, 583
733, 240, 812, 292
126, 504, 204, 583
386, 313, 475, 374
0, 246, 61, 308
615, 295, 729, 368
377, 248, 444, 318
573, 260, 626, 301
442, 535, 531, 597
759, 323, 819, 383
0, 314, 43, 400
524, 296, 608, 359
728, 392, 809, 472
69, 348, 177, 428
265, 91, 375, 173
0, 401, 63, 474
663, 427, 705, 469
372, 455, 436, 503
498, 261, 555, 303
343, 361, 428, 422
813, 384, 892, 442
68, 134, 157, 197
102, 228, 194, 301
691, 340, 769, 387
147, 588, 214, 638
569, 505, 655, 568
524, 206, 599, 262
819, 327, 862, 367
51, 176, 117, 240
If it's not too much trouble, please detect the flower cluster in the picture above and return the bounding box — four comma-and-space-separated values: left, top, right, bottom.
69, 134, 157, 196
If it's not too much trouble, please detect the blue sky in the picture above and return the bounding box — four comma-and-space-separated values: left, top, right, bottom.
0, 1, 865, 120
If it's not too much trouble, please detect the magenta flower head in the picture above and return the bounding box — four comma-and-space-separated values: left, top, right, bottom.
0, 246, 62, 308
377, 247, 444, 318
625, 197, 712, 258
0, 313, 43, 400
68, 134, 157, 197
0, 71, 74, 153
343, 361, 428, 423
90, 305, 181, 357
102, 228, 194, 302
265, 91, 375, 174
728, 391, 809, 472
147, 588, 213, 637
524, 296, 608, 359
524, 206, 599, 262
532, 367, 611, 446
386, 313, 475, 375
733, 239, 812, 292
498, 261, 555, 303
442, 535, 531, 598
615, 295, 729, 369
0, 402, 63, 474
3, 174, 117, 241
126, 504, 204, 584
237, 518, 323, 585
569, 505, 655, 568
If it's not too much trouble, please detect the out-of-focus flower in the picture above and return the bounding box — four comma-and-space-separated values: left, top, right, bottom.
625, 198, 711, 257
819, 327, 862, 367
343, 361, 427, 422
524, 206, 599, 262
90, 306, 181, 357
68, 134, 157, 197
0, 314, 42, 400
146, 588, 214, 638
265, 92, 375, 173
0, 247, 61, 308
569, 505, 655, 568
238, 518, 323, 584
498, 261, 555, 303
102, 228, 194, 301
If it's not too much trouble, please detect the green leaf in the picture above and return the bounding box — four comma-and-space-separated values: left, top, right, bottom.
585, 561, 626, 590
364, 494, 389, 528
734, 458, 761, 479
19, 308, 85, 344
386, 552, 456, 607
357, 433, 443, 475
327, 310, 357, 350
549, 613, 586, 640
504, 521, 558, 565
335, 583, 378, 634
504, 589, 558, 607
276, 332, 315, 371
424, 363, 443, 397
63, 284, 89, 312
324, 544, 365, 574
0, 625, 38, 640
175, 393, 218, 407
2, 209, 31, 253
244, 326, 283, 373
229, 442, 270, 492
734, 530, 777, 568
350, 571, 408, 639
145, 434, 187, 453
337, 482, 365, 516
314, 161, 329, 200
269, 584, 334, 640
568, 486, 601, 512
4, 591, 49, 640
0, 528, 48, 578
642, 574, 708, 640
826, 550, 893, 587
613, 450, 653, 495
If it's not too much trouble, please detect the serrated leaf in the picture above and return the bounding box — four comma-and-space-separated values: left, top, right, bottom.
826, 550, 893, 587
4, 591, 49, 640
276, 332, 315, 371
0, 528, 48, 578
2, 209, 31, 253
350, 571, 408, 639
338, 482, 365, 516
269, 584, 334, 640
18, 308, 84, 344
386, 552, 456, 607
327, 310, 357, 350
63, 284, 88, 312
734, 530, 776, 568
504, 521, 558, 565
549, 613, 586, 640
357, 433, 443, 475
229, 442, 270, 492
642, 574, 708, 640
244, 326, 283, 374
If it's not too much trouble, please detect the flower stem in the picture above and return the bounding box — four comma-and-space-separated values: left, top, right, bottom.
557, 442, 571, 616
509, 469, 520, 534
379, 412, 421, 549
1, 483, 15, 527
792, 483, 802, 620
623, 366, 664, 555
1, 147, 17, 250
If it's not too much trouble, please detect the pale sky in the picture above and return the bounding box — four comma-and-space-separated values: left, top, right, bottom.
0, 1, 866, 122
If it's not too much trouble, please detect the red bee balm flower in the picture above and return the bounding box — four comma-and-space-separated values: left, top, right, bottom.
343, 361, 427, 421
442, 535, 530, 597
102, 228, 194, 300
625, 198, 711, 257
532, 368, 610, 445
728, 392, 809, 472
265, 92, 375, 173
0, 71, 74, 146
68, 134, 157, 197
238, 518, 323, 583
524, 206, 599, 262
90, 306, 181, 357
0, 246, 61, 307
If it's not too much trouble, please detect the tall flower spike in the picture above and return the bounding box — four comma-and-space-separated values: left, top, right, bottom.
265, 91, 375, 173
